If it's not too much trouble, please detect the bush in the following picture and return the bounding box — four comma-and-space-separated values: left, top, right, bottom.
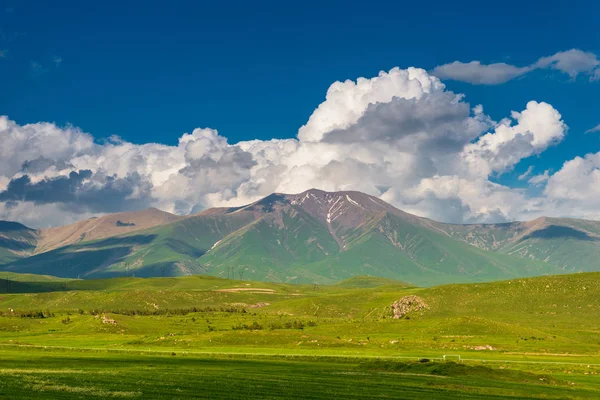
0, 310, 54, 319
86, 306, 247, 317
232, 321, 263, 331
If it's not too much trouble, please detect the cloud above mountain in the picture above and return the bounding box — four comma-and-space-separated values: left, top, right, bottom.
1, 65, 593, 227
432, 49, 600, 84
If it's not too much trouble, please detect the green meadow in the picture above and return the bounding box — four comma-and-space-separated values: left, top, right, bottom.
1, 272, 600, 398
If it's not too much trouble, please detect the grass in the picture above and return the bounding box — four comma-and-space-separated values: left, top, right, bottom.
1, 272, 600, 398
0, 348, 598, 399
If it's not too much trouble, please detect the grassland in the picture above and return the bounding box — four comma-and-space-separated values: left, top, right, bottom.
1, 272, 599, 398
2, 348, 600, 399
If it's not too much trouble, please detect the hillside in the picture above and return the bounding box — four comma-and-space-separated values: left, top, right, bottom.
435, 217, 600, 272
2, 189, 600, 285
0, 221, 38, 265
1, 271, 599, 358
34, 207, 183, 253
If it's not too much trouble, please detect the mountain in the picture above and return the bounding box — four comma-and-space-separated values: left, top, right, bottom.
197, 190, 560, 285
0, 221, 38, 264
2, 189, 585, 286
34, 207, 183, 253
433, 217, 600, 273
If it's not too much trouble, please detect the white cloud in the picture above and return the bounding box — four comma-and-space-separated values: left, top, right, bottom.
544, 154, 600, 201
431, 61, 532, 85
585, 124, 600, 134
433, 49, 600, 84
29, 61, 48, 77
0, 66, 579, 227
535, 49, 600, 79
518, 166, 534, 181
298, 67, 444, 142
461, 101, 566, 177
528, 170, 550, 186
541, 153, 600, 220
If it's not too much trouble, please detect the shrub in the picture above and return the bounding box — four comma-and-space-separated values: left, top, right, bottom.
232, 322, 263, 331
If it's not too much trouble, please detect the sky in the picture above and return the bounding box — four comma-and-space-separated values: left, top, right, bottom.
1, 0, 600, 227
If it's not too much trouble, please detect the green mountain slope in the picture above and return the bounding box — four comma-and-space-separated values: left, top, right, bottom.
0, 221, 38, 265
434, 217, 600, 273
2, 189, 600, 285
3, 211, 256, 278
199, 196, 340, 282
285, 212, 559, 286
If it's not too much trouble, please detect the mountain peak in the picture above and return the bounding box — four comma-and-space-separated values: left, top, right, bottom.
34, 207, 182, 253
284, 189, 413, 223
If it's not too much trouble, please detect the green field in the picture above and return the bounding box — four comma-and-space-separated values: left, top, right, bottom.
1, 272, 599, 398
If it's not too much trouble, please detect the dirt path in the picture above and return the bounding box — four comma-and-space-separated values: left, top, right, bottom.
214, 288, 276, 293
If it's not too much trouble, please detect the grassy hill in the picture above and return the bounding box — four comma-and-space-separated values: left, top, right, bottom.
1, 271, 599, 399
1, 271, 599, 356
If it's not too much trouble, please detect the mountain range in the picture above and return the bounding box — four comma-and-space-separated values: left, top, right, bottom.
1, 189, 599, 286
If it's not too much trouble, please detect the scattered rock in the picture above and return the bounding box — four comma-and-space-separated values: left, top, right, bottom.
390, 295, 429, 319
248, 302, 270, 309
101, 314, 117, 325
472, 344, 496, 351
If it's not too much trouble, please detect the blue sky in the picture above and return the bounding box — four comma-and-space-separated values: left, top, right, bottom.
1, 0, 600, 226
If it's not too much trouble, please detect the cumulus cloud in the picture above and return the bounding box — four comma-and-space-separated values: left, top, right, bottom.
0, 66, 576, 227
461, 101, 566, 176
0, 170, 153, 213
541, 153, 600, 219
433, 49, 600, 84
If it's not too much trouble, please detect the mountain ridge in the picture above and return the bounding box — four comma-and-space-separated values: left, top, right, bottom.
1, 188, 600, 284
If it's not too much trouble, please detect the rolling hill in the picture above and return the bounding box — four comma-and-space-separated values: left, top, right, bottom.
3, 189, 592, 286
